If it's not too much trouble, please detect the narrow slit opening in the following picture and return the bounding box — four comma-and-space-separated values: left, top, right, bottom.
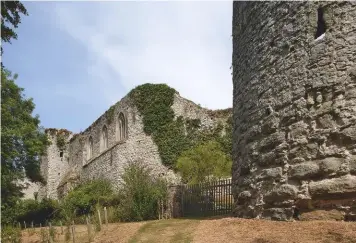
315, 7, 326, 39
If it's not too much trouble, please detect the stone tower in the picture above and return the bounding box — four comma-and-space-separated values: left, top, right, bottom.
232, 2, 356, 220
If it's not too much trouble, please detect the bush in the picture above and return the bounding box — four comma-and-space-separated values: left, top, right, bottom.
15, 198, 61, 226
176, 141, 232, 184
61, 179, 119, 220
116, 161, 168, 221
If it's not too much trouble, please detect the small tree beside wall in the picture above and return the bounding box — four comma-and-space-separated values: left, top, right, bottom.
116, 161, 168, 221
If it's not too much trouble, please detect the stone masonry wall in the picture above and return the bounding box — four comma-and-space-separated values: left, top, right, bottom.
232, 1, 356, 220
38, 130, 73, 200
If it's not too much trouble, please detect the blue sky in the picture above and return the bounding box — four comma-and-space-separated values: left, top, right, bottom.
3, 1, 232, 133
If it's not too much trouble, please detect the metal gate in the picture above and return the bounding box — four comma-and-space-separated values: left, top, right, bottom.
181, 179, 233, 217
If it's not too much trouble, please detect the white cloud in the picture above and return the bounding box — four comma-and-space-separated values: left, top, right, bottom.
53, 1, 232, 109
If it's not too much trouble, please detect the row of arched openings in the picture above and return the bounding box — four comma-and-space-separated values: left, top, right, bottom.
86, 112, 127, 161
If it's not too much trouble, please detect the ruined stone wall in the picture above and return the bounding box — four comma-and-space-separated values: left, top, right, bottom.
68, 96, 180, 191
37, 130, 73, 200
34, 86, 231, 200
232, 1, 356, 220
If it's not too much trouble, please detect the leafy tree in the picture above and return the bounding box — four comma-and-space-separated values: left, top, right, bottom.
1, 68, 49, 224
1, 0, 28, 44
176, 141, 232, 184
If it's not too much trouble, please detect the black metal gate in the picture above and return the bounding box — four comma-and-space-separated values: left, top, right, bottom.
181, 179, 233, 217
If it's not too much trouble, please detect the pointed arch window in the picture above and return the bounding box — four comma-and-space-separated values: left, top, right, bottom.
101, 125, 108, 151
116, 113, 127, 141
87, 136, 93, 160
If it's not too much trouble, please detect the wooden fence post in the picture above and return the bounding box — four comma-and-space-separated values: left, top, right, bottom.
48, 222, 54, 243
60, 221, 63, 234
97, 209, 102, 229
104, 207, 108, 226
86, 216, 92, 242
71, 220, 76, 243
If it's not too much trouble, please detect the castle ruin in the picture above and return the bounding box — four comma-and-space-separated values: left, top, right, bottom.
232, 1, 356, 220
30, 84, 231, 200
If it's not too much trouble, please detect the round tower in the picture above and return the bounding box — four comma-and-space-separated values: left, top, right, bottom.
232, 2, 356, 220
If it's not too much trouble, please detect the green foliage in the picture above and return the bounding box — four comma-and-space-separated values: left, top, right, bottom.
1, 1, 28, 44
116, 161, 168, 222
1, 225, 22, 243
56, 135, 66, 150
1, 68, 50, 224
176, 141, 232, 184
61, 179, 119, 219
129, 83, 176, 135
14, 199, 61, 225
129, 83, 232, 168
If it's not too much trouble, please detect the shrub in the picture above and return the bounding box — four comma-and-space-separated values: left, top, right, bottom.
15, 198, 61, 226
116, 161, 168, 221
176, 141, 232, 184
61, 179, 119, 219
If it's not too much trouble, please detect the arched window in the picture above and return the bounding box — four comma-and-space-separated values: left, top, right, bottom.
116, 113, 127, 141
87, 136, 93, 160
101, 125, 108, 151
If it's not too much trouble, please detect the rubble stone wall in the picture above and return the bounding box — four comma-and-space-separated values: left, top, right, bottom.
232, 1, 356, 220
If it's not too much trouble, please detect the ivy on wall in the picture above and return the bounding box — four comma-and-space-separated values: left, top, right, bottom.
129, 83, 232, 169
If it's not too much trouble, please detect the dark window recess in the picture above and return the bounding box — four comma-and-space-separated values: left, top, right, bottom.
315, 7, 326, 39
60, 151, 64, 157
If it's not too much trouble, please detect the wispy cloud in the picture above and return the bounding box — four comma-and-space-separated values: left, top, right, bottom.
52, 1, 232, 109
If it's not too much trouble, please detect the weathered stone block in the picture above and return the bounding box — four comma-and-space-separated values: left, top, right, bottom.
237, 190, 252, 204
317, 114, 337, 129
289, 162, 320, 179
264, 184, 298, 203
318, 157, 344, 174
309, 175, 356, 199
257, 167, 282, 180
340, 125, 356, 142
258, 132, 285, 152
261, 115, 280, 135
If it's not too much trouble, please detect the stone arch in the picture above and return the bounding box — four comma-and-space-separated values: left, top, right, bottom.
116, 112, 128, 141
101, 125, 108, 151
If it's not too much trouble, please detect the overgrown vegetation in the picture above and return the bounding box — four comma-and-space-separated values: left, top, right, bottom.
176, 141, 232, 184
11, 162, 168, 229
116, 161, 168, 222
129, 83, 232, 168
61, 179, 120, 220
56, 135, 66, 150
